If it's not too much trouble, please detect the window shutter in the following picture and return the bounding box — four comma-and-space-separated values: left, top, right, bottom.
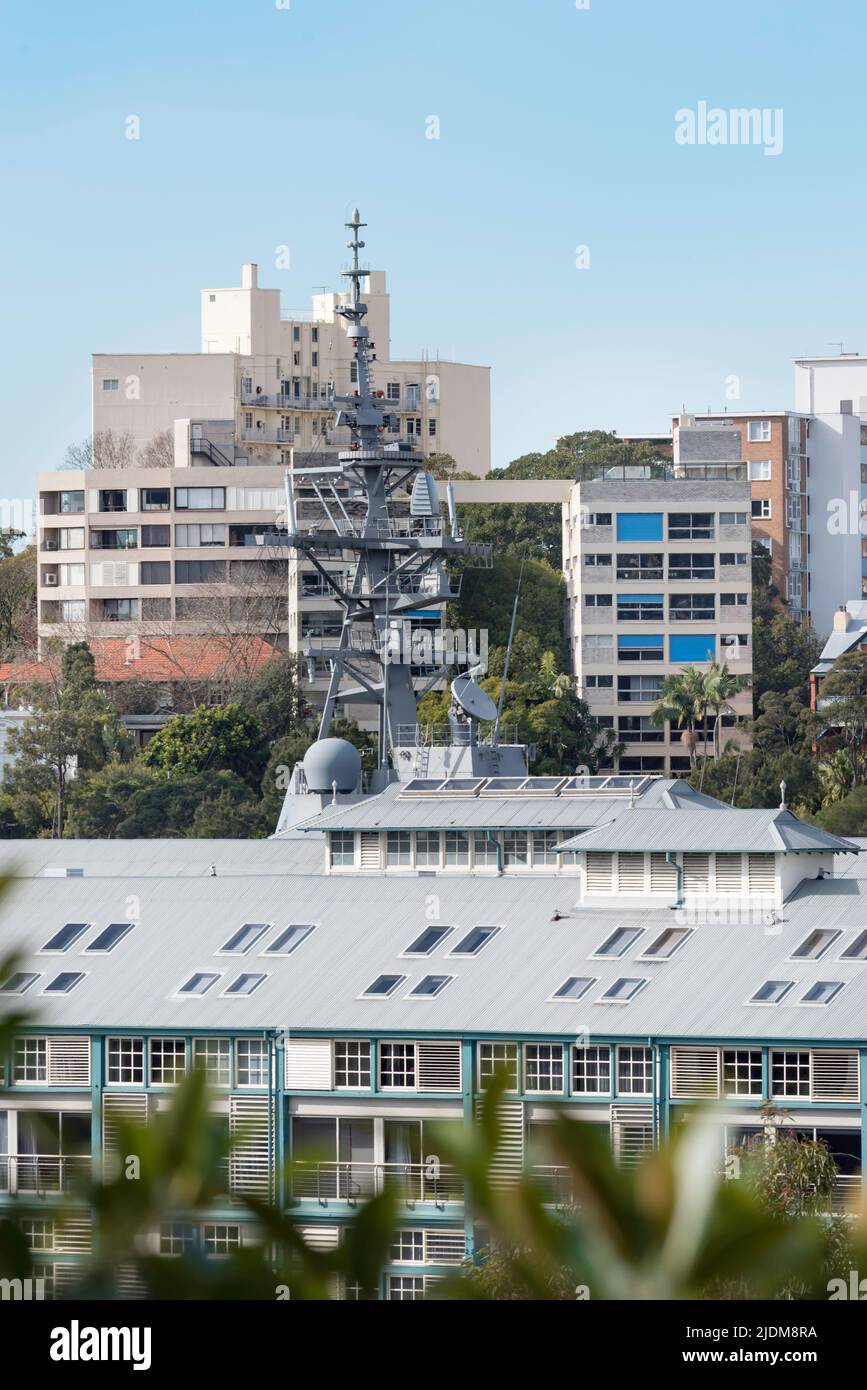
682, 854, 710, 894
476, 1099, 524, 1187
102, 1092, 150, 1168
230, 1094, 273, 1199
47, 1037, 90, 1086
611, 1105, 654, 1166
748, 854, 776, 893
650, 852, 677, 893
284, 1037, 332, 1090
417, 1041, 461, 1092
617, 853, 645, 893
585, 852, 614, 893
714, 854, 743, 893
51, 1262, 85, 1297
114, 1265, 148, 1299
811, 1050, 859, 1102
671, 1047, 720, 1099
298, 1225, 339, 1251
359, 833, 381, 869
55, 1215, 92, 1254
425, 1229, 465, 1265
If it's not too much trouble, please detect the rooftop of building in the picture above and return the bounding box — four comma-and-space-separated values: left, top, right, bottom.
558, 807, 857, 855
0, 637, 280, 687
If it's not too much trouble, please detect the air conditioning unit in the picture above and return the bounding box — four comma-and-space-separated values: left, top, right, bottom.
44, 539, 58, 551
44, 573, 58, 586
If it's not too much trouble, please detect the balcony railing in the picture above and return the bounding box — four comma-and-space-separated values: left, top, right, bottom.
290, 1161, 462, 1206
574, 462, 746, 482
0, 1154, 90, 1194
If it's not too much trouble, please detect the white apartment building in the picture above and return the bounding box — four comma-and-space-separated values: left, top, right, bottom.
563, 470, 753, 775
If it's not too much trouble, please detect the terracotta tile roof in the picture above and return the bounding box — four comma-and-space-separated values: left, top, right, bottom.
0, 636, 280, 685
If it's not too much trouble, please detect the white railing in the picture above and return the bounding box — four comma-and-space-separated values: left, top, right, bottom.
290, 1161, 462, 1205
0, 1154, 90, 1194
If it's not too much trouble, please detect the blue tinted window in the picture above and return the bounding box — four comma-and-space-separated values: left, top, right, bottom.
615, 512, 663, 542
669, 634, 716, 663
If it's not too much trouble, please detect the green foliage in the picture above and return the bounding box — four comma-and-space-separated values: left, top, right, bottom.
233, 653, 309, 743
65, 762, 158, 838
751, 543, 820, 703
111, 769, 262, 838
813, 784, 867, 835
0, 536, 36, 654
142, 703, 266, 788
450, 556, 567, 664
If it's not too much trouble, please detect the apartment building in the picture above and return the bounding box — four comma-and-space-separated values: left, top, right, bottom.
0, 778, 861, 1298
671, 412, 810, 623
563, 468, 754, 774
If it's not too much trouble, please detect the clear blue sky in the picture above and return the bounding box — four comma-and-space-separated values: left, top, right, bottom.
1, 0, 865, 504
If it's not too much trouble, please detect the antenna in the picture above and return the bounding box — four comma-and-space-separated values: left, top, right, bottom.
494, 550, 528, 740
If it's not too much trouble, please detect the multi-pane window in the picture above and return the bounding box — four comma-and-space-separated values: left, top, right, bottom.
107, 1036, 145, 1085
193, 1038, 231, 1087
380, 1043, 416, 1089
386, 831, 412, 866
388, 1275, 424, 1299
14, 1038, 47, 1083
175, 560, 226, 584
472, 831, 499, 867
503, 831, 529, 867
175, 487, 226, 510
334, 1041, 371, 1089
235, 1038, 269, 1087
752, 499, 772, 519
149, 1038, 186, 1086
771, 1050, 810, 1098
747, 420, 772, 442
572, 1045, 611, 1095
668, 513, 714, 540
392, 1230, 425, 1263
444, 831, 469, 865
722, 1049, 763, 1098
532, 830, 560, 866
175, 523, 226, 547
330, 832, 355, 867
21, 1219, 53, 1251
669, 594, 715, 621
415, 831, 441, 867
617, 1046, 654, 1095
203, 1223, 241, 1256
160, 1222, 196, 1257
525, 1044, 564, 1093
478, 1041, 519, 1091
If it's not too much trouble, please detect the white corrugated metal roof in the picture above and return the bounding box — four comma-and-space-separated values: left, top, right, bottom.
558, 809, 858, 855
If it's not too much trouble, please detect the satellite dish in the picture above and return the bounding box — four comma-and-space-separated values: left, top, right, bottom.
451, 672, 497, 722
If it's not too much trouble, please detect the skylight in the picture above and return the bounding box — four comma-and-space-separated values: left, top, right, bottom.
265, 924, 315, 955
598, 977, 647, 1003
550, 976, 595, 1000
449, 927, 500, 956
43, 972, 85, 995
639, 927, 692, 960
220, 924, 269, 954
404, 926, 454, 956
841, 930, 867, 960
178, 972, 221, 996
223, 973, 267, 997
594, 927, 643, 959
408, 974, 453, 998
86, 922, 133, 953
0, 972, 40, 994
791, 929, 840, 961
800, 980, 844, 1006
42, 923, 89, 952
361, 974, 406, 998
749, 980, 794, 1005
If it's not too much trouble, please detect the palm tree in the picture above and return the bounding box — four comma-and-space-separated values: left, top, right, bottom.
703, 660, 746, 762
650, 666, 707, 766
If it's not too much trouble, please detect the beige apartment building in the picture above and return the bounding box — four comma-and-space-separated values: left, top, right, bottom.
36, 263, 491, 676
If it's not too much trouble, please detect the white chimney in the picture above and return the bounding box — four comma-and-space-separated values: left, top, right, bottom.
241, 263, 258, 290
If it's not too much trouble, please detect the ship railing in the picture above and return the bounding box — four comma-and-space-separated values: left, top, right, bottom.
395, 722, 519, 749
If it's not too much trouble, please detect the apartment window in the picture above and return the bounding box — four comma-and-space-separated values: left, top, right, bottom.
236, 1039, 269, 1087
668, 513, 714, 541
415, 831, 441, 867
771, 1050, 810, 1098
668, 553, 714, 581
748, 459, 772, 481
386, 831, 412, 866
100, 598, 139, 621
572, 1045, 611, 1095
388, 1276, 424, 1300
175, 487, 226, 510
618, 675, 663, 702
720, 592, 749, 608
444, 831, 470, 865
102, 378, 119, 391
752, 499, 772, 519
428, 418, 437, 436
525, 1044, 564, 1093
14, 1038, 47, 1083
747, 420, 772, 442
583, 512, 612, 528
142, 488, 170, 510
176, 523, 226, 547
107, 1036, 145, 1085
175, 560, 226, 584
720, 552, 749, 566
58, 528, 84, 550
61, 600, 86, 622
203, 1224, 241, 1256
91, 528, 137, 550
312, 351, 319, 368
141, 525, 170, 547
585, 674, 613, 688
720, 511, 748, 526
618, 715, 662, 742
293, 326, 300, 343
193, 1038, 231, 1087
387, 382, 400, 400
584, 593, 613, 608
59, 491, 84, 513
22, 1219, 54, 1251
722, 1049, 763, 1097
478, 1041, 519, 1090
334, 1041, 371, 1089
583, 552, 611, 567
617, 1045, 653, 1094
380, 1042, 416, 1089
472, 831, 499, 867
503, 831, 529, 866
160, 1223, 196, 1257
616, 553, 663, 581
149, 1038, 186, 1086
141, 561, 170, 584
392, 1231, 424, 1264
669, 633, 715, 663
617, 594, 664, 622
617, 634, 663, 662
330, 832, 355, 867
669, 593, 715, 622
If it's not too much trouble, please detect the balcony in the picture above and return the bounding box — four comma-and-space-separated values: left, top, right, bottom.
239, 428, 296, 445
0, 1154, 90, 1195
290, 1161, 462, 1206
241, 392, 330, 412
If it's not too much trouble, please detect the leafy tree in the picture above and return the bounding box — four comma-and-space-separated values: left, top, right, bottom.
142, 703, 266, 789
425, 452, 476, 482
490, 429, 667, 482
188, 787, 266, 838
233, 653, 309, 742
813, 784, 867, 836
816, 650, 867, 790
689, 746, 821, 813
651, 667, 708, 766
65, 762, 157, 838
111, 770, 259, 838
0, 537, 35, 654
450, 556, 566, 665
751, 542, 820, 702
